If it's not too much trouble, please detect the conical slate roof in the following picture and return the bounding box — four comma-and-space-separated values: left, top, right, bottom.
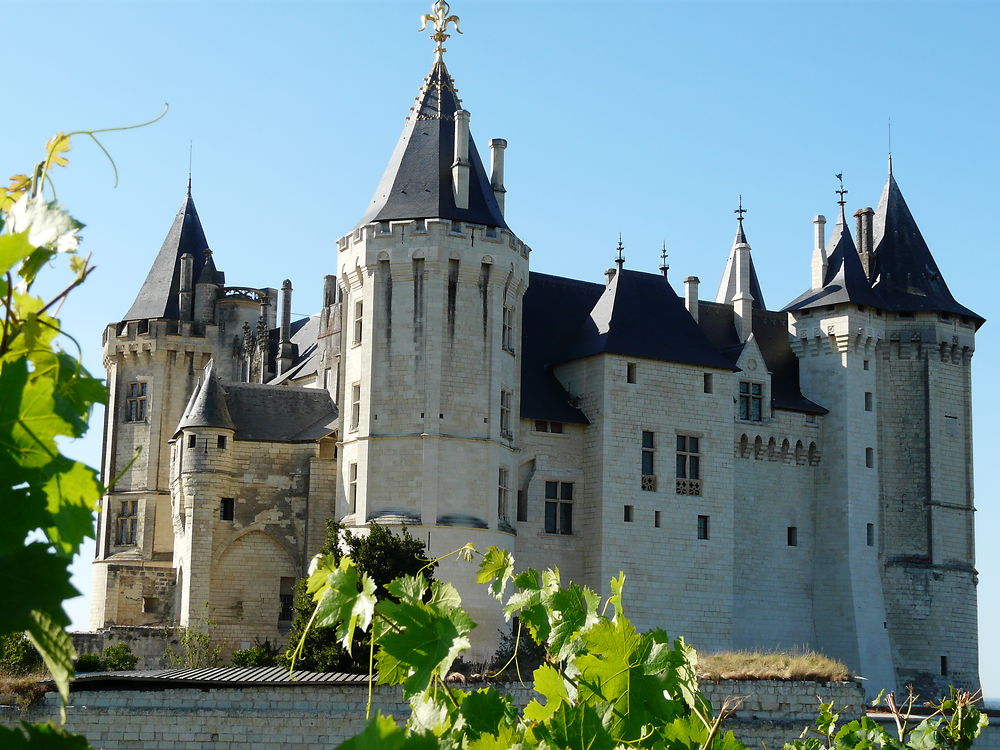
563, 268, 735, 370
176, 360, 235, 433
355, 58, 507, 229
123, 187, 213, 321
871, 173, 982, 324
783, 214, 882, 311
715, 221, 766, 310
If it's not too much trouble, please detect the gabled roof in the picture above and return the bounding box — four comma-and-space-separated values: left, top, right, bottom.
223, 383, 337, 442
783, 215, 883, 312
563, 268, 735, 370
176, 360, 235, 433
355, 58, 507, 229
123, 187, 213, 321
715, 221, 766, 310
871, 173, 983, 325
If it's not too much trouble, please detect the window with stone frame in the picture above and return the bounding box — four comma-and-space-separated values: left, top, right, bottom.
348, 462, 358, 513
641, 431, 656, 491
697, 514, 710, 540
502, 304, 515, 353
353, 299, 364, 345
350, 382, 361, 431
500, 389, 513, 439
675, 434, 701, 495
116, 500, 138, 545
738, 381, 763, 421
497, 468, 511, 523
544, 480, 573, 534
126, 381, 148, 422
279, 577, 295, 622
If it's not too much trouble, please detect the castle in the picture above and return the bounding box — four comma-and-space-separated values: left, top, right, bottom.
88, 2, 982, 697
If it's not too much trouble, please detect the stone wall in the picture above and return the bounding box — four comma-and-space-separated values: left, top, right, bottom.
1, 679, 866, 750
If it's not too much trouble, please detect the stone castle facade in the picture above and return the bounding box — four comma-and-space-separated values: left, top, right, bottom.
88, 14, 983, 698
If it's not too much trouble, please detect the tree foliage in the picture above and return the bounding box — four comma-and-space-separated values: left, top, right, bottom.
282, 520, 433, 672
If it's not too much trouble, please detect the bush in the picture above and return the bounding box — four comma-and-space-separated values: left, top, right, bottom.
232, 640, 279, 667
101, 643, 137, 671
0, 633, 44, 677
73, 653, 103, 673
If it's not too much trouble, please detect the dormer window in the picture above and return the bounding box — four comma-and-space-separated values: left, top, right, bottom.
738, 381, 763, 421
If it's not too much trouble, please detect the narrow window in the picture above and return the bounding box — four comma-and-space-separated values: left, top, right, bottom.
863, 359, 870, 370
126, 382, 148, 422
217, 435, 227, 450
544, 481, 573, 534
654, 510, 661, 528
703, 373, 713, 394
219, 498, 235, 521
350, 383, 361, 430
502, 305, 515, 352
865, 447, 874, 468
115, 500, 138, 545
940, 656, 949, 676
641, 430, 655, 475
550, 421, 564, 434
516, 490, 527, 523
867, 523, 875, 547
676, 435, 702, 495
348, 462, 358, 513
279, 577, 295, 622
534, 419, 548, 433
623, 505, 634, 523
945, 415, 958, 437
787, 526, 798, 546
626, 362, 637, 384
187, 433, 197, 449
697, 514, 710, 540
353, 299, 364, 345
500, 389, 512, 438
497, 468, 510, 523
864, 392, 873, 411
738, 381, 763, 421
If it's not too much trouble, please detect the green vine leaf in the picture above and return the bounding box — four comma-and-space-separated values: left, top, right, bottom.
0, 722, 93, 749
476, 546, 514, 600
312, 557, 376, 653
532, 702, 614, 750
338, 713, 438, 750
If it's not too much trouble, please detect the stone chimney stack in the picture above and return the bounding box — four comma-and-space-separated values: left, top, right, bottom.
734, 241, 754, 343
811, 215, 827, 289
854, 207, 875, 279
489, 138, 507, 215
685, 276, 700, 323
604, 267, 617, 287
179, 253, 194, 321
452, 110, 471, 209
278, 279, 293, 376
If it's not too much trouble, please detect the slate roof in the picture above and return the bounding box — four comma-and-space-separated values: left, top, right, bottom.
697, 301, 826, 414
715, 221, 766, 310
561, 268, 736, 370
871, 173, 983, 325
123, 187, 213, 321
783, 215, 883, 312
69, 667, 366, 691
269, 315, 321, 385
176, 360, 235, 431
355, 58, 507, 229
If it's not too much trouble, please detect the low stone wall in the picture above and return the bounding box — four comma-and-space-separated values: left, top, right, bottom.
0, 679, 865, 750
72, 627, 180, 670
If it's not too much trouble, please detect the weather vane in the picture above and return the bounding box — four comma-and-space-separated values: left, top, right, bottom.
660, 241, 669, 275
734, 194, 747, 224
420, 1, 462, 58
835, 173, 848, 208
616, 234, 625, 268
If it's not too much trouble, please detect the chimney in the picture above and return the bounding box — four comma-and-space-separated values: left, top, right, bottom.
855, 207, 875, 278
734, 242, 754, 343
685, 276, 700, 322
604, 267, 617, 287
277, 279, 294, 376
452, 110, 471, 209
811, 215, 827, 289
489, 138, 507, 215
179, 253, 194, 321
323, 275, 337, 307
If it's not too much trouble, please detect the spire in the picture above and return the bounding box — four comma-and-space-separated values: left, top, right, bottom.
356, 7, 506, 229
176, 360, 235, 434
871, 169, 983, 324
715, 197, 766, 309
122, 185, 213, 321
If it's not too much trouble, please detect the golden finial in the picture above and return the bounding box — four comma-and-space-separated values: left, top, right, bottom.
419, 0, 462, 58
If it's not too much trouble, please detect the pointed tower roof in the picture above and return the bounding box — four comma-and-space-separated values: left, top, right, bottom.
176, 360, 235, 434
355, 58, 507, 229
563, 268, 735, 370
715, 218, 766, 310
871, 173, 983, 324
123, 187, 213, 321
783, 215, 882, 312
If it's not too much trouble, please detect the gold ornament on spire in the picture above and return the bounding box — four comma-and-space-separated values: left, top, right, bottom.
419, 0, 462, 58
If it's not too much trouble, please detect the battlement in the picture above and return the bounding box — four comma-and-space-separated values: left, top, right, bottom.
337, 219, 530, 261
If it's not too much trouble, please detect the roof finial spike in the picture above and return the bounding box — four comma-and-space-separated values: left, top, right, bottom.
615, 233, 625, 269
835, 172, 848, 223
888, 116, 893, 176
420, 0, 462, 59
735, 194, 747, 225
734, 194, 748, 245
187, 140, 193, 196
659, 241, 669, 278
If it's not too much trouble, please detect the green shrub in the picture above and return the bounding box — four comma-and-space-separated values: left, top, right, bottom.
73, 653, 103, 673
232, 640, 279, 667
0, 633, 44, 676
101, 643, 138, 671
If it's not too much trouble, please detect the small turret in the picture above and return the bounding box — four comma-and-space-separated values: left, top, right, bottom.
715, 196, 766, 311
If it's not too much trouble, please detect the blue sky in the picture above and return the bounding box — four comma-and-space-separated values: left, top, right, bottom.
5, 0, 999, 695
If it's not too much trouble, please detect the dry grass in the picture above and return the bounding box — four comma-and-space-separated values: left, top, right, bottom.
697, 650, 850, 683
0, 673, 51, 711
